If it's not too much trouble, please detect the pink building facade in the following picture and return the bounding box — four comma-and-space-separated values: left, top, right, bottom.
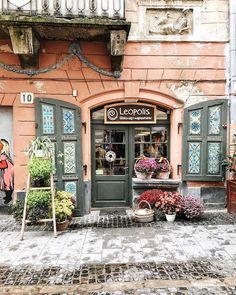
0, 0, 230, 212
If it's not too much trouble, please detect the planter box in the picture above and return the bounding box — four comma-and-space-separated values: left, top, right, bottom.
227, 180, 236, 214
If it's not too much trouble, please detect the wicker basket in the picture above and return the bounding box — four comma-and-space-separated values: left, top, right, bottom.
134, 200, 154, 223
156, 158, 170, 179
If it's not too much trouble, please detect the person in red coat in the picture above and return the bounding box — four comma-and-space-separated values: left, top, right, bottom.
0, 139, 14, 204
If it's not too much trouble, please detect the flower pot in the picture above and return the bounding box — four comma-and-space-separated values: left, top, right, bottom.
157, 171, 170, 180
34, 149, 46, 157
165, 213, 176, 222
56, 219, 69, 231
135, 171, 153, 180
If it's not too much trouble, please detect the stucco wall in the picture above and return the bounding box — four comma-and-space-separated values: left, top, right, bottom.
0, 39, 227, 192
126, 0, 229, 42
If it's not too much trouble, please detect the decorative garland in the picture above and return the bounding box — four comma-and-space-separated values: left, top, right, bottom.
0, 42, 121, 78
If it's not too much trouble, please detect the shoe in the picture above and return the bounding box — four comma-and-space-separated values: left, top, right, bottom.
3, 196, 12, 204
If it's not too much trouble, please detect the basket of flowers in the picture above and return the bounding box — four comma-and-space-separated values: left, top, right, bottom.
156, 157, 170, 179
134, 200, 154, 223
134, 155, 157, 180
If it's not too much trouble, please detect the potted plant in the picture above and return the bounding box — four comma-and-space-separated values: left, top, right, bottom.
180, 195, 204, 219
222, 135, 236, 213
134, 155, 157, 180
156, 157, 170, 179
27, 190, 51, 224
55, 191, 75, 231
27, 157, 53, 186
155, 191, 182, 222
27, 136, 52, 158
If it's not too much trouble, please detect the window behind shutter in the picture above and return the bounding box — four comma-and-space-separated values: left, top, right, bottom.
182, 99, 227, 181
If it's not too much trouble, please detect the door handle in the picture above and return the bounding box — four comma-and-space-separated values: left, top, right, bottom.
123, 166, 129, 172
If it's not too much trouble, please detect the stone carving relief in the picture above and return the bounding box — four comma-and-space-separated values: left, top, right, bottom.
148, 8, 193, 35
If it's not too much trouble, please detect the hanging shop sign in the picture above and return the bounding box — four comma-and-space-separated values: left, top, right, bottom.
104, 103, 156, 124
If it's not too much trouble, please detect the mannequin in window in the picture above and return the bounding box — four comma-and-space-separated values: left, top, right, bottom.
150, 134, 161, 157
96, 145, 106, 169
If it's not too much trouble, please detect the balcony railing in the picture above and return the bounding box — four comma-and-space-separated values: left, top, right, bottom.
0, 0, 125, 19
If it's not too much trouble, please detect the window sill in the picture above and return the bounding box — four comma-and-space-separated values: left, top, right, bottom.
132, 178, 181, 190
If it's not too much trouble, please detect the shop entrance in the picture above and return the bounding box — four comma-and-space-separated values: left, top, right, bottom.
91, 106, 170, 207
92, 125, 131, 207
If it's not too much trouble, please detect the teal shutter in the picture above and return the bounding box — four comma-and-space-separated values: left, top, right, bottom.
182, 99, 227, 181
35, 98, 83, 215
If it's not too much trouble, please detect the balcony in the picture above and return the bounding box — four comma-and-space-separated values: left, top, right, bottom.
0, 0, 130, 73
0, 0, 125, 19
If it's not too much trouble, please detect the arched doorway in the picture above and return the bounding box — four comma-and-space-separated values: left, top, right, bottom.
91, 104, 170, 207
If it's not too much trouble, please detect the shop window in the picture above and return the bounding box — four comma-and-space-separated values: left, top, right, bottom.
134, 126, 168, 160
182, 100, 227, 181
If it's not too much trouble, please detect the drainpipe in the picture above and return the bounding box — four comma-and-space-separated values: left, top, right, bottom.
230, 0, 236, 129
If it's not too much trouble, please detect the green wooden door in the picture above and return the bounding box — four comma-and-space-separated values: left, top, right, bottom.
92, 125, 130, 207
35, 98, 83, 215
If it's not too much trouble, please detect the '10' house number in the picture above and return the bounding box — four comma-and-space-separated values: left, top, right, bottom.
20, 92, 34, 104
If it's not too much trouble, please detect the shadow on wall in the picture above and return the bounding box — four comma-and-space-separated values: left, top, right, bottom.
0, 139, 14, 205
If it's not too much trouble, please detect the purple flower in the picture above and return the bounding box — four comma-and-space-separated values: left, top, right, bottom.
134, 157, 157, 174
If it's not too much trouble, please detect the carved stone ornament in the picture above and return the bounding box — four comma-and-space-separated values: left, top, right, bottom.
148, 8, 193, 35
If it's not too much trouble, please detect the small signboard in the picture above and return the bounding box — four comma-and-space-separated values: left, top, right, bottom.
20, 92, 34, 104
105, 103, 156, 124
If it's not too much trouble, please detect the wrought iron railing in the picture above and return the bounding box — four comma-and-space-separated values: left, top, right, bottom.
0, 0, 125, 19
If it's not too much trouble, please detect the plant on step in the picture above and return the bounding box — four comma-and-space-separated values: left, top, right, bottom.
155, 191, 183, 215
27, 157, 53, 183
27, 191, 51, 223
27, 136, 53, 158
55, 191, 75, 223
181, 195, 204, 219
137, 189, 163, 208
11, 200, 24, 222
221, 133, 236, 179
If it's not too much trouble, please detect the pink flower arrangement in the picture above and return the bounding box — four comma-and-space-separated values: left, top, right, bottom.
155, 191, 182, 215
181, 195, 204, 219
156, 157, 170, 173
134, 156, 157, 174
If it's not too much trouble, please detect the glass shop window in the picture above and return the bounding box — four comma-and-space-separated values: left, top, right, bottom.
134, 126, 168, 160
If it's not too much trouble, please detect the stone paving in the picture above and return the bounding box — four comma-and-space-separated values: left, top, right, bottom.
0, 210, 236, 294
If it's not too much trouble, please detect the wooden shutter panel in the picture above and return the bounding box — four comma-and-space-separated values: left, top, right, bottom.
35, 98, 83, 215
182, 99, 227, 181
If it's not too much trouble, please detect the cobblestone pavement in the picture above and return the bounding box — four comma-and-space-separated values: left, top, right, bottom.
1, 209, 236, 232
0, 260, 236, 294
0, 210, 236, 294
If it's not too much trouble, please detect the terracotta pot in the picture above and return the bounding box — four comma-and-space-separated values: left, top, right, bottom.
56, 219, 69, 231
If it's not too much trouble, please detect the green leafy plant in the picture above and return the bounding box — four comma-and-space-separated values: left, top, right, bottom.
27, 136, 52, 158
27, 191, 51, 223
222, 134, 236, 177
55, 191, 75, 222
12, 200, 24, 222
27, 157, 53, 182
